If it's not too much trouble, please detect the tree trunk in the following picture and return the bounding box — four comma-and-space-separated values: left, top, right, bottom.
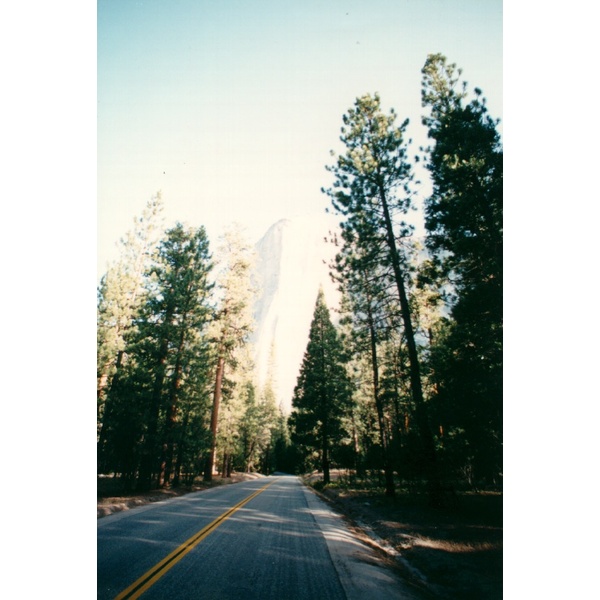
138, 331, 170, 491
96, 350, 125, 467
244, 439, 256, 473
370, 339, 395, 497
173, 411, 189, 487
319, 316, 331, 486
350, 411, 364, 477
364, 276, 395, 497
379, 191, 440, 503
162, 334, 185, 487
263, 444, 270, 475
204, 352, 225, 482
322, 440, 330, 485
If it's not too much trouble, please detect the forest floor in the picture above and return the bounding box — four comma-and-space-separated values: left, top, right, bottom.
304, 472, 502, 600
97, 472, 502, 599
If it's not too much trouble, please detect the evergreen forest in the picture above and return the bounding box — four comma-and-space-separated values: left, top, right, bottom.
97, 54, 502, 501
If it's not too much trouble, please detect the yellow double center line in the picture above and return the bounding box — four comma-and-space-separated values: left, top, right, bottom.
115, 478, 277, 599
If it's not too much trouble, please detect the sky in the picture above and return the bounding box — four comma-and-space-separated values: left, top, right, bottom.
97, 0, 502, 277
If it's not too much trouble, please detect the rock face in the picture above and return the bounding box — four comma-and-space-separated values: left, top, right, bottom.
251, 215, 342, 413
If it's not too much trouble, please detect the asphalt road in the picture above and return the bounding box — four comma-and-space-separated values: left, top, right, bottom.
97, 475, 423, 600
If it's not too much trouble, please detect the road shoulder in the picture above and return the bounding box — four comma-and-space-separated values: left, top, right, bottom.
300, 479, 427, 600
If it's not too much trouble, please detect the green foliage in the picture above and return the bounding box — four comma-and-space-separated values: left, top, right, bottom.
98, 222, 215, 489
98, 219, 285, 488
97, 192, 164, 437
290, 289, 353, 483
211, 225, 257, 353
421, 53, 502, 298
323, 93, 416, 257
204, 225, 257, 480
421, 54, 503, 486
323, 92, 441, 500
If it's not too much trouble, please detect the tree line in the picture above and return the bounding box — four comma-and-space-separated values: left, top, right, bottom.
97, 209, 288, 490
97, 53, 502, 498
289, 54, 502, 501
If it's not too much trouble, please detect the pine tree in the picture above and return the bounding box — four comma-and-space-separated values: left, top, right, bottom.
204, 225, 257, 481
131, 222, 214, 489
97, 192, 164, 445
215, 344, 254, 478
290, 289, 352, 485
421, 54, 502, 295
421, 54, 503, 485
332, 237, 398, 495
236, 377, 281, 475
323, 94, 440, 499
239, 381, 262, 473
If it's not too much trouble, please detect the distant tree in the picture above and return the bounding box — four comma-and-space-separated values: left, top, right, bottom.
97, 192, 164, 445
238, 381, 263, 472
258, 344, 297, 474
332, 238, 398, 495
343, 352, 380, 476
214, 343, 255, 478
421, 54, 503, 485
204, 225, 257, 481
236, 376, 281, 475
290, 289, 352, 484
323, 94, 440, 499
132, 223, 214, 489
258, 377, 287, 475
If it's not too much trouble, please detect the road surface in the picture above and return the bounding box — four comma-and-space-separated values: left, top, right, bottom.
98, 475, 423, 599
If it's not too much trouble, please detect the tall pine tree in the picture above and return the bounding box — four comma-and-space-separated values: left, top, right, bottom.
290, 289, 352, 484
97, 192, 164, 445
323, 93, 440, 499
204, 225, 256, 481
130, 222, 213, 489
421, 54, 503, 485
332, 235, 398, 495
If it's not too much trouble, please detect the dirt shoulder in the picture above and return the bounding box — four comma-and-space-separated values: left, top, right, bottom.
305, 476, 502, 600
97, 472, 265, 518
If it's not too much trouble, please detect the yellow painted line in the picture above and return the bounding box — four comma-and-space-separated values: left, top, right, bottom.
114, 478, 277, 600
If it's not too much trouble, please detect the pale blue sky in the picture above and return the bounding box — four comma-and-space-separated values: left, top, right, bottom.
98, 0, 502, 276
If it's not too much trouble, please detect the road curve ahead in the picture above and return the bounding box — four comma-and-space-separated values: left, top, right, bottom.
98, 475, 422, 600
